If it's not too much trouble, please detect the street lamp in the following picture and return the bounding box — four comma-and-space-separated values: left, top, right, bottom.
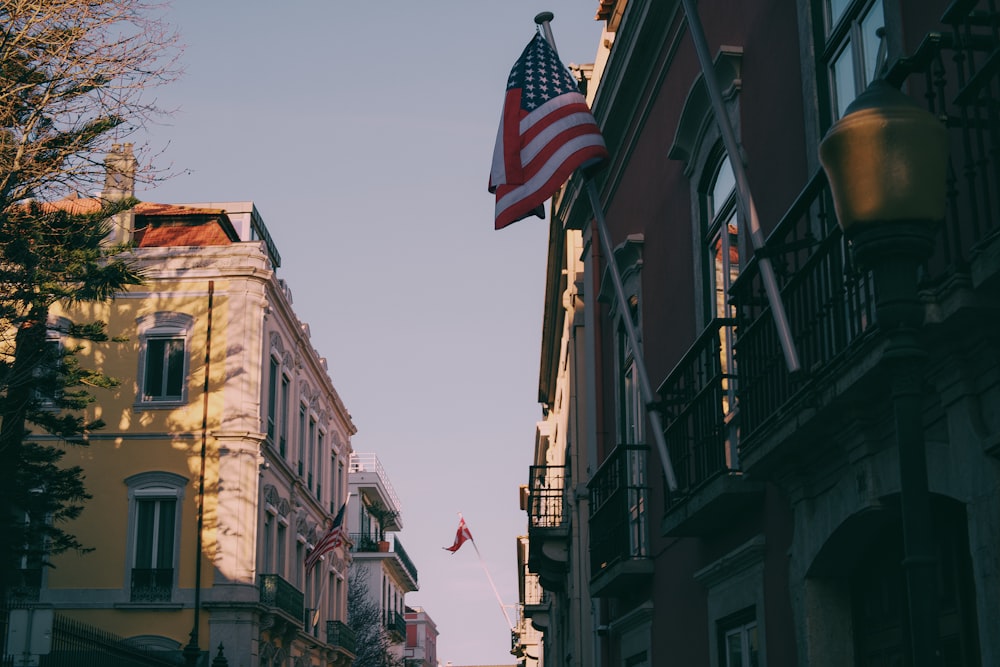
820, 79, 948, 667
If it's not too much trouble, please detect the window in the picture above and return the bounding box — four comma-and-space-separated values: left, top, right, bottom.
125, 472, 186, 603
266, 356, 278, 444
298, 404, 307, 477
618, 316, 643, 446
316, 430, 324, 502
32, 331, 64, 408
276, 521, 287, 577
822, 0, 885, 120
705, 153, 740, 415
723, 619, 759, 667
308, 415, 317, 491
136, 313, 193, 405
279, 374, 290, 458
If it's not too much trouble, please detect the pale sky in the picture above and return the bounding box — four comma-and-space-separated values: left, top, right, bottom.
138, 3, 604, 664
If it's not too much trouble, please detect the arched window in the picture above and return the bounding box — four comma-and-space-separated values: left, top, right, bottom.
703, 151, 740, 416
136, 312, 194, 406
125, 471, 187, 603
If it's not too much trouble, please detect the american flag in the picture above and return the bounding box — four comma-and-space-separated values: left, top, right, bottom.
489, 32, 608, 230
304, 501, 347, 573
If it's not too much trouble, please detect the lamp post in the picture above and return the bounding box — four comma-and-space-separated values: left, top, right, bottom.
820, 79, 948, 667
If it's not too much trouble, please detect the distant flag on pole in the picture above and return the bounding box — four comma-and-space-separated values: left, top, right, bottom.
305, 500, 347, 573
489, 32, 609, 230
443, 516, 473, 553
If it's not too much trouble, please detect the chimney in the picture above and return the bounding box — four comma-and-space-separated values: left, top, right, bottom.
103, 143, 137, 244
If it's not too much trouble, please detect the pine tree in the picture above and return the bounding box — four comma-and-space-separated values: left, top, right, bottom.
0, 0, 179, 598
0, 199, 144, 598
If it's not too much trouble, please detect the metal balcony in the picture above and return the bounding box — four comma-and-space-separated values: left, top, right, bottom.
385, 610, 406, 642
326, 620, 357, 654
587, 444, 653, 597
130, 568, 173, 603
348, 533, 419, 591
258, 573, 304, 627
732, 4, 1000, 461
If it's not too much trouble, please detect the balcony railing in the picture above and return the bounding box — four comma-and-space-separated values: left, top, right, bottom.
130, 568, 173, 602
522, 566, 543, 605
659, 319, 738, 508
385, 610, 406, 640
348, 533, 419, 588
349, 453, 402, 517
527, 465, 567, 529
588, 444, 649, 577
258, 573, 304, 625
390, 535, 419, 587
326, 620, 357, 654
732, 3, 999, 451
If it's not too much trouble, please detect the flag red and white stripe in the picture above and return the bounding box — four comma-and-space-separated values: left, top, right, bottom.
305, 501, 347, 573
443, 516, 473, 554
489, 32, 608, 230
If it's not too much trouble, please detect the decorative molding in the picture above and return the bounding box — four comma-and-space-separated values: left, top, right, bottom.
694, 534, 766, 589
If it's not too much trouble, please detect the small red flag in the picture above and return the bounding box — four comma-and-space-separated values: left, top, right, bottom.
444, 516, 473, 553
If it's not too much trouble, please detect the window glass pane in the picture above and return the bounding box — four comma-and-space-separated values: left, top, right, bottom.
711, 155, 736, 220
725, 628, 743, 667
712, 235, 726, 318
747, 624, 760, 667
267, 358, 278, 440
145, 339, 166, 397
164, 339, 184, 397
135, 500, 155, 567
156, 499, 175, 566
860, 0, 885, 85
827, 0, 850, 32
831, 40, 856, 119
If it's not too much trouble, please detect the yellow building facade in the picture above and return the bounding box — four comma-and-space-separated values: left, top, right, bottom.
31, 147, 357, 666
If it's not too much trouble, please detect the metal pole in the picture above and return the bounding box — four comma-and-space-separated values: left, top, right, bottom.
185, 280, 214, 667
535, 12, 678, 491
678, 0, 801, 373
586, 184, 679, 491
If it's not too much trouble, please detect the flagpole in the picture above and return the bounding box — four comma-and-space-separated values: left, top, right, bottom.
307, 493, 350, 629
461, 514, 514, 631
677, 0, 801, 373
534, 13, 679, 491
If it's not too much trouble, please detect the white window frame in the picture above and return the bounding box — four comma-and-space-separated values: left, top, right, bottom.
124, 471, 187, 604
822, 0, 886, 120
135, 313, 194, 407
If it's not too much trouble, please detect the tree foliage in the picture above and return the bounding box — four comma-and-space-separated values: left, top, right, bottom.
347, 569, 404, 667
0, 0, 179, 597
0, 198, 144, 595
0, 0, 180, 205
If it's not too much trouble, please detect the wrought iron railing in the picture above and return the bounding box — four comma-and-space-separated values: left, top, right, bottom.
1, 606, 185, 666
527, 465, 567, 529
659, 319, 738, 508
349, 532, 381, 552
390, 535, 419, 587
347, 533, 418, 587
385, 610, 406, 640
326, 620, 356, 654
733, 4, 998, 449
588, 444, 649, 578
731, 170, 875, 446
258, 573, 304, 625
130, 568, 173, 603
